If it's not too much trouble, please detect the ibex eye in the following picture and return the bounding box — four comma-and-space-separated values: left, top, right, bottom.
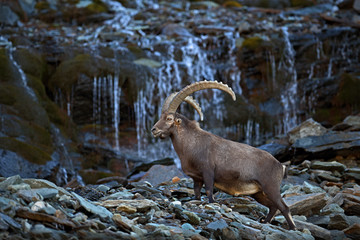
167, 117, 173, 121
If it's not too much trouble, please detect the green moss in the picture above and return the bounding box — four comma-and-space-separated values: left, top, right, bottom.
0, 48, 21, 83
35, 1, 50, 10
49, 54, 98, 94
0, 83, 17, 105
79, 169, 117, 184
0, 82, 50, 127
291, 0, 313, 7
0, 137, 52, 165
242, 36, 264, 51
86, 0, 108, 13
223, 1, 242, 8
2, 116, 53, 152
14, 48, 46, 80
335, 73, 360, 107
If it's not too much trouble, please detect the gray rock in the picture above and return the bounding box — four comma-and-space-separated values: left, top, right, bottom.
316, 171, 342, 182
292, 131, 360, 154
100, 199, 158, 212
181, 223, 201, 238
293, 219, 331, 240
33, 188, 59, 199
302, 181, 325, 194
320, 203, 344, 215
23, 179, 71, 196
311, 161, 346, 172
288, 118, 327, 144
328, 214, 350, 230
0, 6, 19, 26
31, 201, 56, 215
72, 192, 113, 221
284, 192, 328, 216
0, 212, 21, 231
17, 189, 42, 202
139, 164, 186, 186
0, 175, 23, 190
101, 189, 134, 200
183, 210, 201, 225
207, 219, 228, 231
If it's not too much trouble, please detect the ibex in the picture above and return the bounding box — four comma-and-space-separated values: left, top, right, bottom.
151, 81, 296, 230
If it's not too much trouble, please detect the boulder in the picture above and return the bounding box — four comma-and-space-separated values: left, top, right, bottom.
284, 192, 328, 216
139, 165, 187, 186
288, 118, 327, 144
311, 161, 346, 172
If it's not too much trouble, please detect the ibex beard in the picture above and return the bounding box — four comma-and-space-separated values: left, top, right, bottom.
151, 80, 296, 230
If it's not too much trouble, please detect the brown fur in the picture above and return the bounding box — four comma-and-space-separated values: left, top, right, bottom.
152, 112, 296, 230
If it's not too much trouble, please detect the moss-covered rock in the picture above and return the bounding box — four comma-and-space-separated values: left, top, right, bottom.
49, 54, 99, 94
334, 73, 360, 108
86, 0, 109, 14
0, 137, 52, 165
79, 169, 118, 184
223, 1, 242, 8
291, 0, 313, 8
241, 36, 272, 52
0, 48, 21, 83
0, 82, 50, 127
13, 48, 47, 80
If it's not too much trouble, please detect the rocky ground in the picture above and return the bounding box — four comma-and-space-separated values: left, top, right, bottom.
1, 116, 360, 239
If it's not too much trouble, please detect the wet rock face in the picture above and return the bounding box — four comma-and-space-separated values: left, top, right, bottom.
1, 0, 360, 183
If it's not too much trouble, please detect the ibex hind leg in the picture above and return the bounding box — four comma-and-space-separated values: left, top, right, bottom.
252, 192, 278, 223
261, 186, 296, 230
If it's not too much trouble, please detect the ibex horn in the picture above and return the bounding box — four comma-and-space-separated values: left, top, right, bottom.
162, 92, 204, 121
167, 80, 236, 116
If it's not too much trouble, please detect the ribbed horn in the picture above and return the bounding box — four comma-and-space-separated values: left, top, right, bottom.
161, 92, 204, 121
167, 80, 236, 115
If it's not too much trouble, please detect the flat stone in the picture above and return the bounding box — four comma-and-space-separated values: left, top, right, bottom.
72, 192, 113, 221
284, 193, 328, 216
116, 205, 137, 214
343, 223, 360, 239
293, 219, 331, 240
317, 171, 342, 182
0, 175, 23, 190
33, 188, 58, 199
112, 214, 134, 231
302, 181, 326, 194
0, 212, 21, 231
207, 219, 228, 231
328, 214, 350, 230
100, 199, 158, 212
311, 161, 346, 172
17, 189, 42, 202
292, 131, 360, 154
320, 203, 344, 215
23, 179, 71, 196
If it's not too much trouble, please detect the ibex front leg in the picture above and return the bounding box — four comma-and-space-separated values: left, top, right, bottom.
203, 171, 215, 203
193, 180, 203, 200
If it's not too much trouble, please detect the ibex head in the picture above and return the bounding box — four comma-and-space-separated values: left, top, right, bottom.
151, 80, 236, 139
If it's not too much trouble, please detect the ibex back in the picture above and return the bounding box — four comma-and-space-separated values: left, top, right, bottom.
151, 80, 296, 230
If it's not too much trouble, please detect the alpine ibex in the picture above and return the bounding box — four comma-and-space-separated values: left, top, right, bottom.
151, 81, 296, 230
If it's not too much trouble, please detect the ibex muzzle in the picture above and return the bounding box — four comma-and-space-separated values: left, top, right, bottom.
152, 80, 296, 230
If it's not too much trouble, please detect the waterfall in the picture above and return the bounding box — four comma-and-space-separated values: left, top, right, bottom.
92, 75, 122, 149
2, 37, 37, 100
278, 27, 298, 134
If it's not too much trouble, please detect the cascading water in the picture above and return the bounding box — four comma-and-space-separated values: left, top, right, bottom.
278, 27, 299, 135
92, 74, 122, 150
1, 37, 36, 99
